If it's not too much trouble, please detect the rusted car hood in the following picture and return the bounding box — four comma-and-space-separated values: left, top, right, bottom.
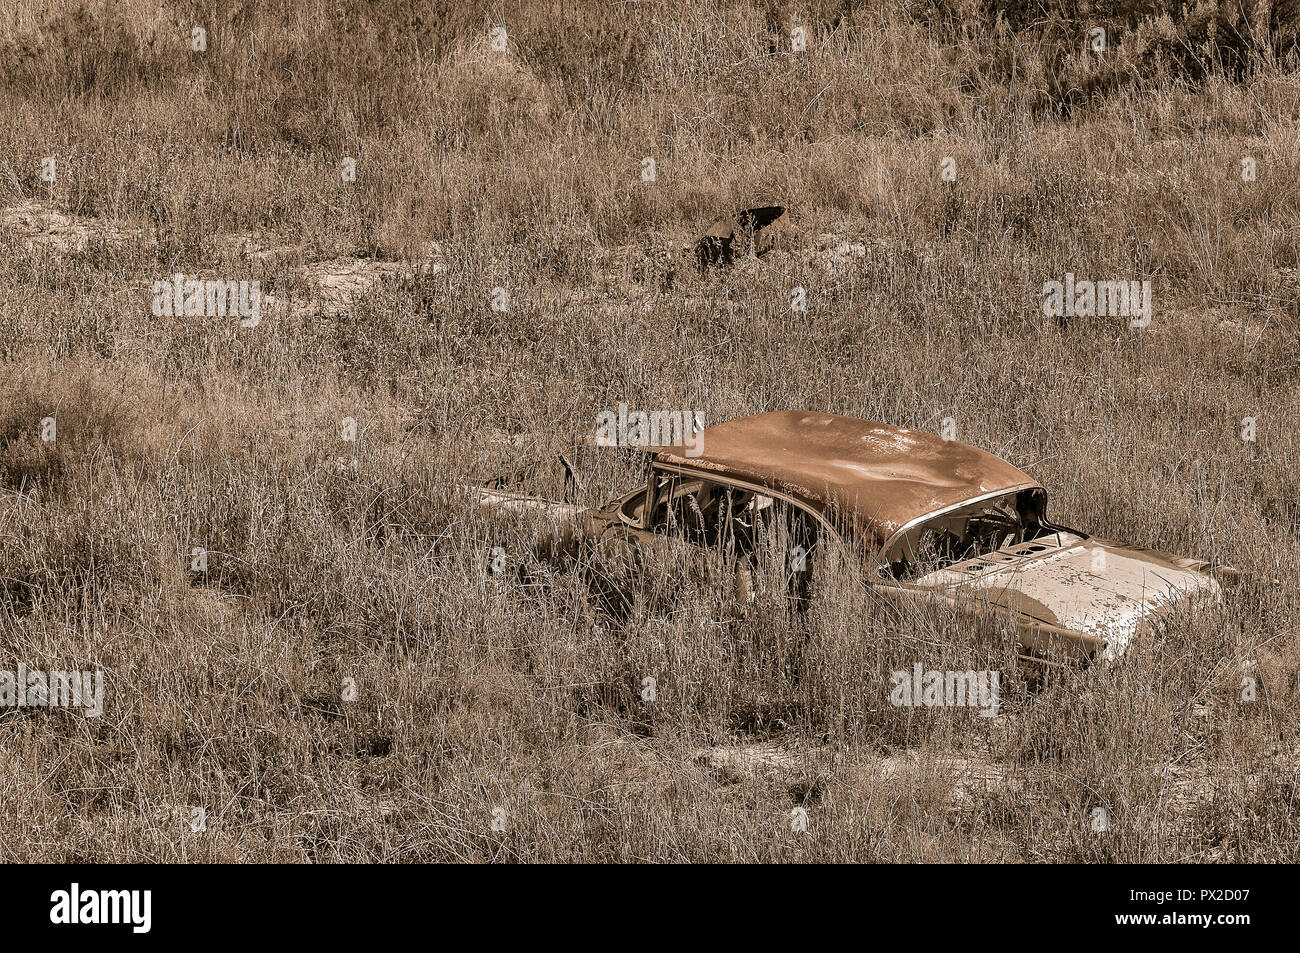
913, 533, 1222, 658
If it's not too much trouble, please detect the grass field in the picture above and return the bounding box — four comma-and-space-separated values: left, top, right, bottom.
0, 0, 1298, 862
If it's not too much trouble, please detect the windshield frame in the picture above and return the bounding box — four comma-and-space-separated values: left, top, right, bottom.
873, 485, 1046, 577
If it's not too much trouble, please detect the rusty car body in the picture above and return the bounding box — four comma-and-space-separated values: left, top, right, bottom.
479, 410, 1234, 662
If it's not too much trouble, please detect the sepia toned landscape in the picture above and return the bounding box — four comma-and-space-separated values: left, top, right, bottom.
1, 0, 1298, 862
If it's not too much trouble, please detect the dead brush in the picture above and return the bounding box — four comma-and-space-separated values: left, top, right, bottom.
0, 0, 1297, 862
0, 362, 142, 492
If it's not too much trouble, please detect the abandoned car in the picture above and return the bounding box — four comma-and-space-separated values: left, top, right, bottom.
479, 411, 1234, 662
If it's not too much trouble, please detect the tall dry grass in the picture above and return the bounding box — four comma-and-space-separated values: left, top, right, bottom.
0, 0, 1297, 861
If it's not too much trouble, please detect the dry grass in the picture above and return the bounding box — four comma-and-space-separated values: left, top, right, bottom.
0, 0, 1298, 862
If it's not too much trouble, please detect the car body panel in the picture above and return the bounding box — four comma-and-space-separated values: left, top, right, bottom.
477, 487, 584, 524
907, 532, 1222, 659
656, 410, 1041, 552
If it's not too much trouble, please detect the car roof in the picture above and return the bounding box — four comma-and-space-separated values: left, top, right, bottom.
655, 410, 1042, 551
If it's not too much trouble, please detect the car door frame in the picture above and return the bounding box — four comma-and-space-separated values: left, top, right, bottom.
638, 461, 851, 558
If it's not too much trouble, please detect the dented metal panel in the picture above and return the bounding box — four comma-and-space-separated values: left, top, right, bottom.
656, 410, 1041, 551
914, 534, 1222, 659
